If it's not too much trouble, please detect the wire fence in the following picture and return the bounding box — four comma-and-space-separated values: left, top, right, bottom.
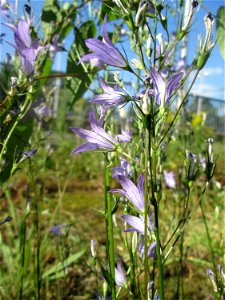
187, 94, 225, 134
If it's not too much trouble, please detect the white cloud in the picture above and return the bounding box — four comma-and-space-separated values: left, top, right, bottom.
191, 83, 225, 100
199, 67, 223, 77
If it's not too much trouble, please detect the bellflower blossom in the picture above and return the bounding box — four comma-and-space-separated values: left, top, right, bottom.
163, 170, 176, 189
137, 238, 156, 259
149, 68, 183, 106
112, 158, 131, 178
79, 15, 127, 68
116, 128, 132, 143
121, 211, 154, 236
115, 258, 127, 287
70, 108, 118, 155
90, 78, 126, 107
111, 173, 145, 212
3, 20, 44, 75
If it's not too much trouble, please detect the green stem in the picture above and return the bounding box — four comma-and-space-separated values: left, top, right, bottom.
18, 212, 28, 300
104, 156, 110, 260
153, 202, 164, 300
29, 164, 41, 300
105, 158, 116, 299
164, 182, 209, 263
199, 185, 217, 275
0, 92, 33, 162
150, 129, 164, 299
177, 186, 190, 299
144, 128, 150, 299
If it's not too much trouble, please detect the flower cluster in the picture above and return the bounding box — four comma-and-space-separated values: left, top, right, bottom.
4, 20, 43, 75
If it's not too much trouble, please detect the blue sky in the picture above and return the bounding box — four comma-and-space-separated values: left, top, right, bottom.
0, 0, 224, 100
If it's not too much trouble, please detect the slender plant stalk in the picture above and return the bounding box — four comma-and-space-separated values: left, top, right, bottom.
144, 127, 150, 299
149, 124, 165, 300
177, 185, 190, 299
199, 184, 217, 275
104, 156, 110, 260
18, 212, 28, 300
105, 158, 116, 299
164, 182, 209, 263
29, 165, 41, 300
0, 93, 33, 162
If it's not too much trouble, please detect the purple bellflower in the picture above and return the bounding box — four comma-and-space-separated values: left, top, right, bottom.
49, 224, 63, 236
70, 108, 118, 155
3, 20, 44, 75
121, 211, 154, 236
163, 170, 176, 189
116, 128, 132, 143
137, 238, 156, 259
90, 77, 126, 107
111, 173, 145, 212
112, 158, 131, 178
115, 257, 127, 287
149, 68, 183, 106
79, 15, 127, 68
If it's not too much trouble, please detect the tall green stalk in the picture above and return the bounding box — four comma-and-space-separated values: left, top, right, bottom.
29, 165, 41, 300
104, 156, 116, 299
104, 156, 110, 260
199, 184, 217, 276
18, 211, 28, 300
177, 185, 190, 299
149, 120, 164, 300
144, 128, 150, 299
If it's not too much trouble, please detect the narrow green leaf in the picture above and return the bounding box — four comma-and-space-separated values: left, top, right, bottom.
42, 250, 85, 279
216, 6, 225, 59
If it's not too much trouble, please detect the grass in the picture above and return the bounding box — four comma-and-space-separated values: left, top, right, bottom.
0, 128, 224, 299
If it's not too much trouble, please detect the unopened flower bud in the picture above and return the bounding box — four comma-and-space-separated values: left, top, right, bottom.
192, 1, 199, 8
90, 240, 96, 257
24, 4, 31, 15
131, 232, 138, 254
103, 280, 108, 297
10, 77, 18, 88
205, 138, 216, 180
0, 216, 12, 226
186, 150, 199, 184
5, 53, 11, 65
197, 13, 215, 69
135, 1, 148, 26
207, 269, 218, 292
218, 265, 225, 281
142, 89, 151, 115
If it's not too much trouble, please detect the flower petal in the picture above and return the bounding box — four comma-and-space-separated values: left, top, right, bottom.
70, 127, 114, 149
102, 15, 114, 48
18, 20, 31, 48
71, 142, 99, 155
137, 173, 144, 202
21, 48, 35, 75
90, 94, 125, 106
165, 72, 183, 105
85, 38, 126, 67
121, 215, 145, 235
118, 176, 144, 211
89, 108, 117, 145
